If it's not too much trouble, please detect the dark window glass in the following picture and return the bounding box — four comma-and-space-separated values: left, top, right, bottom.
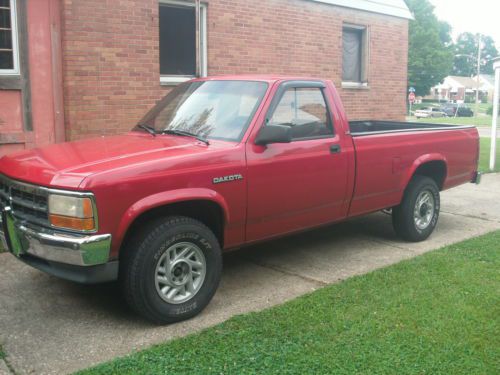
159, 5, 196, 76
0, 8, 11, 28
0, 28, 12, 50
268, 88, 333, 140
0, 51, 13, 69
342, 28, 363, 82
137, 81, 268, 142
0, 1, 13, 70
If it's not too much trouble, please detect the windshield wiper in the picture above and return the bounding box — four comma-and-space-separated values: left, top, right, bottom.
137, 124, 157, 137
160, 129, 210, 145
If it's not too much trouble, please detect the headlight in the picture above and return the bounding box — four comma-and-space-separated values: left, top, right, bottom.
48, 194, 96, 231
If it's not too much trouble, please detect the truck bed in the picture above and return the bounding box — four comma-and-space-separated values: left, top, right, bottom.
349, 120, 474, 136
347, 120, 479, 218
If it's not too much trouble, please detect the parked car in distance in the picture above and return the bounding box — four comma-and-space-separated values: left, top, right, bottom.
440, 104, 474, 117
414, 107, 447, 119
0, 75, 481, 324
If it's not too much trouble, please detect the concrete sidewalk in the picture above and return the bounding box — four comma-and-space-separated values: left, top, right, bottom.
1, 174, 499, 375
477, 126, 499, 138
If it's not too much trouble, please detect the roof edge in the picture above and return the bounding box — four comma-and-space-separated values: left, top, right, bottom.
308, 0, 414, 20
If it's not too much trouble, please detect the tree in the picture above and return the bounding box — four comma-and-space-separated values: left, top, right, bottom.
405, 0, 454, 97
453, 33, 499, 76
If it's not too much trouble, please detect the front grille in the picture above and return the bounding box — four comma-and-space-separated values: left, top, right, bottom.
0, 174, 49, 226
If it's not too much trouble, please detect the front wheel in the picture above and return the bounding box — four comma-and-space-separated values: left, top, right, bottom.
392, 176, 440, 242
120, 216, 222, 324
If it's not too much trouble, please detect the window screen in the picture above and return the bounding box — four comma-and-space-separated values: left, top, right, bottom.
159, 4, 196, 76
0, 0, 14, 70
268, 88, 333, 140
342, 28, 363, 82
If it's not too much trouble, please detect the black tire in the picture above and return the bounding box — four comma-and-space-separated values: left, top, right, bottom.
392, 175, 440, 242
120, 216, 222, 324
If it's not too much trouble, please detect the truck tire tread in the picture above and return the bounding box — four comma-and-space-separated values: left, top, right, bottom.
120, 216, 222, 324
392, 175, 440, 242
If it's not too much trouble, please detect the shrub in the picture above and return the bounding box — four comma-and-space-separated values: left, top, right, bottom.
487, 106, 500, 115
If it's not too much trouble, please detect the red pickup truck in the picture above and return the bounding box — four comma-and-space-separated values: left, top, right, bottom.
0, 76, 480, 323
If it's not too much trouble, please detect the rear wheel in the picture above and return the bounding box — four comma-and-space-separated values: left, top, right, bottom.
392, 176, 440, 242
120, 216, 222, 324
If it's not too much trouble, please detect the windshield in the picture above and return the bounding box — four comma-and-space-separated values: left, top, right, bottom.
136, 80, 268, 142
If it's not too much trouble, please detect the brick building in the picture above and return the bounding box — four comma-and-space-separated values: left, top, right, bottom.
0, 0, 411, 156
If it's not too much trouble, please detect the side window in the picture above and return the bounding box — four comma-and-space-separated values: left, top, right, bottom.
342, 24, 368, 84
0, 0, 19, 75
268, 88, 333, 140
159, 1, 207, 84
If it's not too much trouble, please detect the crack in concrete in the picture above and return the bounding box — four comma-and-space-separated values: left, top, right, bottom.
243, 257, 329, 287
442, 210, 500, 224
360, 237, 413, 252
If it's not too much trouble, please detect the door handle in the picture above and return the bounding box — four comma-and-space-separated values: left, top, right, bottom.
330, 144, 341, 154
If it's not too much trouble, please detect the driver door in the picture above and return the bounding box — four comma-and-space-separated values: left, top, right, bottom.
245, 81, 350, 242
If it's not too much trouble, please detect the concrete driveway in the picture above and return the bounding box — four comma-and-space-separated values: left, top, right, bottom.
1, 174, 500, 375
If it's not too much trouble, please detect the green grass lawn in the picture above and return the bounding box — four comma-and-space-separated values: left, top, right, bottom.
79, 231, 500, 375
411, 102, 491, 114
407, 115, 494, 127
480, 138, 500, 173
463, 102, 492, 114
408, 100, 494, 127
425, 116, 493, 127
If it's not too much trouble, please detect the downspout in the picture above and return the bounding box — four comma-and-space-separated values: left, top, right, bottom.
195, 0, 201, 78
49, 0, 65, 143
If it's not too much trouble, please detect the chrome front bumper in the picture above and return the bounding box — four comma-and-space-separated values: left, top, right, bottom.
1, 206, 111, 267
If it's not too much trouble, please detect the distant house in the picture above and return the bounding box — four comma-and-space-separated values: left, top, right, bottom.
428, 76, 488, 103
472, 74, 496, 102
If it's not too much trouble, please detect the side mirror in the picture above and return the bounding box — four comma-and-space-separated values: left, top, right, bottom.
255, 125, 292, 145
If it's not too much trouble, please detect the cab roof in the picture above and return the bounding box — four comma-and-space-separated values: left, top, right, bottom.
195, 75, 327, 84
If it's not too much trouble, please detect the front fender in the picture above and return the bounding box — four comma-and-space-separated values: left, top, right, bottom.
113, 188, 230, 255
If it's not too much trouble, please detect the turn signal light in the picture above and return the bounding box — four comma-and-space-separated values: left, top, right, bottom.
49, 215, 96, 231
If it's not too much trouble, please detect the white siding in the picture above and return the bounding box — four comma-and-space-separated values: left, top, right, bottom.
308, 0, 413, 19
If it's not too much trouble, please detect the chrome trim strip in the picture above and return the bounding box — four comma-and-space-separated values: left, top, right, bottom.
350, 125, 476, 137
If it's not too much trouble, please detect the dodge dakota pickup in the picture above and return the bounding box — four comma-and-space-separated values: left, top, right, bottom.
0, 76, 480, 324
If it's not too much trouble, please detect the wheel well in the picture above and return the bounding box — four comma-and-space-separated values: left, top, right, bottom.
121, 200, 225, 253
413, 161, 447, 190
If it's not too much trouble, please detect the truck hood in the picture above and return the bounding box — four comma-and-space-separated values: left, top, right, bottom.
0, 133, 221, 189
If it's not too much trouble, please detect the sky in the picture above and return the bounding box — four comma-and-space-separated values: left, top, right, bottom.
429, 0, 500, 49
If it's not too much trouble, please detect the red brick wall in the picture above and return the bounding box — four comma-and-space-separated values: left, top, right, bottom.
61, 0, 408, 140
0, 0, 61, 156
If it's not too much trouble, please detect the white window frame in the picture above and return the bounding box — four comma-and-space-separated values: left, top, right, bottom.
159, 0, 207, 85
0, 0, 20, 75
341, 23, 369, 89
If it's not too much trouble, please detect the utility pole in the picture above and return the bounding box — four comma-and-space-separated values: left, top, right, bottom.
475, 34, 481, 118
